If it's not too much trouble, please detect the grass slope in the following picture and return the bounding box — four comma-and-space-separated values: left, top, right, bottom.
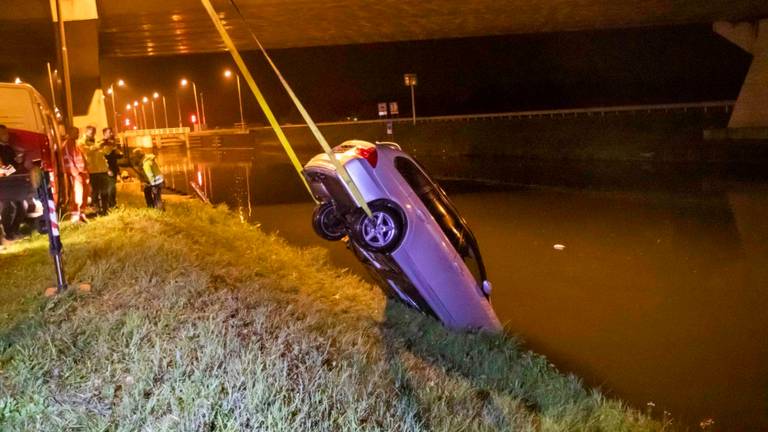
0, 190, 666, 431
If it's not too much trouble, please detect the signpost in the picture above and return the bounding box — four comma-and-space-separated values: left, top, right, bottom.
378, 102, 388, 117
404, 73, 417, 125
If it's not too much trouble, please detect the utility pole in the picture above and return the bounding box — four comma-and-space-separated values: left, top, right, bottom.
162, 96, 169, 128
46, 62, 57, 113
176, 94, 182, 127
200, 91, 207, 130
192, 83, 200, 131
54, 0, 74, 127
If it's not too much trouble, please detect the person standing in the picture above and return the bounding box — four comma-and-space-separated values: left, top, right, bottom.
82, 126, 109, 215
101, 127, 122, 209
0, 125, 24, 245
62, 127, 89, 223
131, 148, 164, 210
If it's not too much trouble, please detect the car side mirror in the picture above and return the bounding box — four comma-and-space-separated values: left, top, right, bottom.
482, 280, 492, 296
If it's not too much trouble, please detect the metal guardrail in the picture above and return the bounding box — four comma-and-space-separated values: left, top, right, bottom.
121, 127, 190, 137
230, 100, 735, 131
181, 100, 737, 141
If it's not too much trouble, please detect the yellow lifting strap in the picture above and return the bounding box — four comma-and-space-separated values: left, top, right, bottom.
199, 0, 373, 217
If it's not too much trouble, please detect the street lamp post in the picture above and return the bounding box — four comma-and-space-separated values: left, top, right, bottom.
125, 103, 132, 128
175, 94, 182, 127
141, 96, 149, 130
46, 62, 58, 115
180, 78, 201, 131
151, 92, 160, 129
404, 73, 418, 125
200, 92, 207, 130
224, 69, 245, 130
107, 79, 125, 131
162, 95, 169, 128
132, 101, 140, 129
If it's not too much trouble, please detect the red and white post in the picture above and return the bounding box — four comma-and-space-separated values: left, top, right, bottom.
38, 170, 67, 292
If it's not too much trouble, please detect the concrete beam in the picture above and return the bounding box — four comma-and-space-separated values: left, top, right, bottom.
715, 19, 768, 128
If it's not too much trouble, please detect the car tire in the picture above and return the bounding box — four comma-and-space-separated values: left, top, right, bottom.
351, 200, 405, 253
312, 202, 346, 241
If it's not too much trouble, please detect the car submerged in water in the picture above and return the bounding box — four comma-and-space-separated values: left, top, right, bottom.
303, 140, 501, 332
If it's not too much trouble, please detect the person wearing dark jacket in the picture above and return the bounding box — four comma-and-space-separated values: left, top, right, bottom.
101, 128, 122, 209
82, 126, 109, 215
0, 125, 24, 245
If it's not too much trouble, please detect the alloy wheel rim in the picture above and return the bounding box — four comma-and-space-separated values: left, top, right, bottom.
362, 211, 396, 247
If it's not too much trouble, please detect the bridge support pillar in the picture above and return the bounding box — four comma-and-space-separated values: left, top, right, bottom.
714, 19, 768, 128
50, 0, 107, 132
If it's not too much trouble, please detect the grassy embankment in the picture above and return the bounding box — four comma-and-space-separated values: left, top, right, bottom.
0, 187, 668, 431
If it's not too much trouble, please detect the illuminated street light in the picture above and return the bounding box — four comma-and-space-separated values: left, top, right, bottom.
125, 103, 132, 111
180, 78, 201, 130
132, 101, 140, 129
150, 92, 159, 129
224, 68, 245, 130
140, 97, 148, 129
14, 77, 22, 84
107, 79, 125, 131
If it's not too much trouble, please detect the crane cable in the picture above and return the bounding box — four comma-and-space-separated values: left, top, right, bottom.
199, 0, 372, 217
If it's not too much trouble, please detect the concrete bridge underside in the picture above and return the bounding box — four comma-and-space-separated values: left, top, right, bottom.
1, 0, 767, 127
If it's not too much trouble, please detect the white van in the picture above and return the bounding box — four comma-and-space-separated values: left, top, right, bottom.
0, 83, 67, 213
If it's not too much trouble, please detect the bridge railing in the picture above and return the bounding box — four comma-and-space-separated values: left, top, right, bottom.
186, 100, 736, 135
265, 100, 735, 129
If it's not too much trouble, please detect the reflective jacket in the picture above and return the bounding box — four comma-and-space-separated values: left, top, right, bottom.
142, 154, 164, 186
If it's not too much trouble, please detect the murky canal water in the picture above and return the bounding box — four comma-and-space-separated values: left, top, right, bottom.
158, 148, 768, 430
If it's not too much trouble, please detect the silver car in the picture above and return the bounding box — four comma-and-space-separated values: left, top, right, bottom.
303, 140, 502, 332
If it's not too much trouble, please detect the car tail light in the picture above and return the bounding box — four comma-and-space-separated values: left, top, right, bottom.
355, 146, 377, 168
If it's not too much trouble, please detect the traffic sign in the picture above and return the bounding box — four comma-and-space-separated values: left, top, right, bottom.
389, 102, 399, 115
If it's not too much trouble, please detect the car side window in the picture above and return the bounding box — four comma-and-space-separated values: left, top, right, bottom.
394, 156, 486, 284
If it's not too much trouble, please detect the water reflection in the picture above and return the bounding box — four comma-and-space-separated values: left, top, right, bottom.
155, 147, 767, 431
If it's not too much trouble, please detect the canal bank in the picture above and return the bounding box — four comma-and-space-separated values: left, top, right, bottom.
157, 139, 768, 431
0, 185, 662, 430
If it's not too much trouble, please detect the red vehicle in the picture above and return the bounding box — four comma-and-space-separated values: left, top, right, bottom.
0, 83, 68, 215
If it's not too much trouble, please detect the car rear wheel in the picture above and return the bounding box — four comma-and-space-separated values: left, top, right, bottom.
351, 201, 404, 253
312, 202, 346, 241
